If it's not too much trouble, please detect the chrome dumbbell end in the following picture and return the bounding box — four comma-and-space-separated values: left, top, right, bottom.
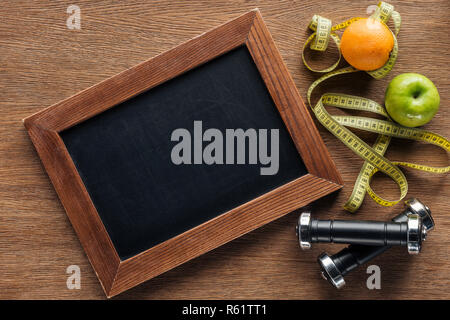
404, 198, 434, 231
317, 252, 345, 289
296, 212, 312, 250
406, 214, 427, 254
404, 198, 433, 254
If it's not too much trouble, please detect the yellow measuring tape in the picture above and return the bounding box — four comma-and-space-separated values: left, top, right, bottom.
303, 2, 450, 212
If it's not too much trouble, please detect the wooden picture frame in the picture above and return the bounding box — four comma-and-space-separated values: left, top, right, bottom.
23, 9, 343, 297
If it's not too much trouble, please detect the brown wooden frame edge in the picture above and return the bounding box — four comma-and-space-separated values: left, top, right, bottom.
23, 9, 343, 298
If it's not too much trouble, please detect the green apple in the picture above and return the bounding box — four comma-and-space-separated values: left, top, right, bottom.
385, 73, 440, 127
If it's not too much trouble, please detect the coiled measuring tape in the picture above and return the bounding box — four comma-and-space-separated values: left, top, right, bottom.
303, 2, 450, 212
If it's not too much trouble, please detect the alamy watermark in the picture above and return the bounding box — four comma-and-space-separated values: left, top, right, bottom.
66, 265, 81, 290
366, 265, 381, 289
171, 121, 279, 175
66, 5, 81, 30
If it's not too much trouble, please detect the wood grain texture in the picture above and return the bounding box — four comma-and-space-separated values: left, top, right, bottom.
0, 0, 449, 299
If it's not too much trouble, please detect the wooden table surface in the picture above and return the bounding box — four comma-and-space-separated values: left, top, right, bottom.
1, 0, 448, 299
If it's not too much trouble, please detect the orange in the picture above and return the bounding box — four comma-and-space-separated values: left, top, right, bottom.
340, 18, 394, 71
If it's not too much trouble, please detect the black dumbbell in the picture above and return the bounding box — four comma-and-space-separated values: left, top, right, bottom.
317, 198, 434, 288
296, 205, 427, 254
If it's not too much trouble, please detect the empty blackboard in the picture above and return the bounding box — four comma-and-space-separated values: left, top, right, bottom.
24, 10, 342, 297
61, 46, 308, 260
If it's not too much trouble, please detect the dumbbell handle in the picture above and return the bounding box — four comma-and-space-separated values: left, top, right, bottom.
332, 213, 408, 275
297, 213, 426, 253
311, 219, 409, 246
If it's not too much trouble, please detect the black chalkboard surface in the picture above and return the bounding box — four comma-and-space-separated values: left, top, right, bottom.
61, 46, 308, 260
